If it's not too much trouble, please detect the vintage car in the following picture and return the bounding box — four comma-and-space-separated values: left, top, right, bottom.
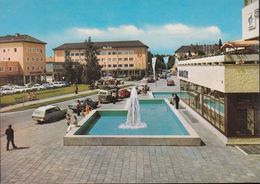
32, 105, 67, 123
167, 79, 175, 86
146, 77, 155, 83
68, 98, 99, 112
118, 88, 131, 98
98, 88, 118, 103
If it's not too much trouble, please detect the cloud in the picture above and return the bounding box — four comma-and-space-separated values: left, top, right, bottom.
44, 23, 222, 55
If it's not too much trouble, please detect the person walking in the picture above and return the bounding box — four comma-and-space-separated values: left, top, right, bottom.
174, 94, 180, 109
66, 114, 71, 126
75, 84, 78, 94
112, 90, 117, 104
76, 100, 82, 116
5, 125, 17, 151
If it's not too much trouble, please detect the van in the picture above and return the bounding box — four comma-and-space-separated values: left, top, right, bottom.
98, 88, 118, 103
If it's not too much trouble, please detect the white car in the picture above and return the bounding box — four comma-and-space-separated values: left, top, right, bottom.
32, 105, 67, 123
12, 86, 26, 93
0, 88, 14, 96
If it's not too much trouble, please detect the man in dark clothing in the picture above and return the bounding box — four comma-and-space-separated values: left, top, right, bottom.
174, 94, 180, 109
5, 125, 17, 151
76, 100, 82, 116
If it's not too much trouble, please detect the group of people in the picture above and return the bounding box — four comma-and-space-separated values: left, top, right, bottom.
170, 93, 180, 109
76, 99, 92, 117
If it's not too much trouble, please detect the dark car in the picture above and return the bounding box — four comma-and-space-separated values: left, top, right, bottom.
118, 88, 131, 98
147, 77, 155, 83
68, 98, 99, 113
98, 88, 118, 103
167, 80, 175, 86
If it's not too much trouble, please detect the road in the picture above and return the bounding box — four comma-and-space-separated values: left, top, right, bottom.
0, 76, 179, 136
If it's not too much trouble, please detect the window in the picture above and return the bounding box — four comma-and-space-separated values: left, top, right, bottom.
32, 58, 34, 61
129, 58, 134, 61
123, 51, 129, 55
108, 52, 111, 55
3, 49, 5, 52
8, 58, 10, 61
118, 51, 122, 55
40, 49, 42, 53
108, 58, 111, 61
40, 58, 43, 61
113, 64, 117, 67
75, 53, 79, 56
124, 58, 128, 61
36, 58, 39, 61
27, 58, 30, 61
14, 48, 17, 52
118, 58, 122, 61
129, 64, 134, 67
129, 51, 134, 54
108, 64, 111, 67
8, 67, 12, 72
0, 66, 4, 72
27, 67, 30, 70
118, 64, 122, 67
71, 53, 74, 56
124, 64, 128, 67
112, 58, 117, 61
32, 67, 34, 70
81, 53, 84, 56
112, 52, 117, 55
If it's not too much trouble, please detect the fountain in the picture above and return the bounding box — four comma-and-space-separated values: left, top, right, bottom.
118, 87, 147, 129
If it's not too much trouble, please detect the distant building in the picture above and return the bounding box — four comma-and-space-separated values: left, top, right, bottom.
0, 33, 46, 85
53, 40, 149, 77
175, 44, 220, 59
45, 62, 65, 82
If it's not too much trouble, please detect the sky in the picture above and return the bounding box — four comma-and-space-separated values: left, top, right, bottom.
0, 0, 243, 56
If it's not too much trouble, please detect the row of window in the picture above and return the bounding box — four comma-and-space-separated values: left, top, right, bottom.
27, 57, 44, 62
70, 52, 84, 56
2, 48, 17, 53
26, 66, 44, 70
27, 47, 43, 53
0, 66, 18, 72
103, 64, 134, 68
99, 50, 134, 55
98, 57, 134, 62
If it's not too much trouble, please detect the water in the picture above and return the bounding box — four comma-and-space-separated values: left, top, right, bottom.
79, 100, 189, 135
118, 87, 147, 129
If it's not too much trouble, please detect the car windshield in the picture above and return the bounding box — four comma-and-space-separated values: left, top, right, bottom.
34, 109, 45, 115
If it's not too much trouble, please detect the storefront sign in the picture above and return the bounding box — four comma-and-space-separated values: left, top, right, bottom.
179, 70, 188, 78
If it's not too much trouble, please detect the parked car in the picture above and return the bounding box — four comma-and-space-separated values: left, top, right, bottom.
0, 88, 14, 96
68, 98, 99, 113
32, 84, 46, 90
32, 105, 67, 123
98, 88, 118, 103
167, 79, 175, 86
118, 88, 131, 98
137, 84, 150, 94
147, 77, 155, 83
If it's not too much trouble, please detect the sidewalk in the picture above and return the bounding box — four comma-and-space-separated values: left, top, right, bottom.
0, 89, 100, 113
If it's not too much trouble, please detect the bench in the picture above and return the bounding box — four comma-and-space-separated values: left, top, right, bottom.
15, 97, 24, 103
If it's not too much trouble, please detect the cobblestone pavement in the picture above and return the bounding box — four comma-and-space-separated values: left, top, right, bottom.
1, 79, 260, 183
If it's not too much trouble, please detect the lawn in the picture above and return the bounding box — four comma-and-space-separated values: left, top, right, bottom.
0, 84, 89, 107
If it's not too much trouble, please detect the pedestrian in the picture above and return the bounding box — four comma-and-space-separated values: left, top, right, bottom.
174, 94, 180, 109
83, 105, 92, 116
66, 113, 71, 126
170, 93, 175, 105
75, 84, 78, 94
76, 100, 82, 116
5, 125, 17, 151
73, 115, 78, 125
112, 90, 117, 104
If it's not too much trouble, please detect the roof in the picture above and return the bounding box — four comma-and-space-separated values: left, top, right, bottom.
53, 40, 149, 50
175, 44, 219, 53
36, 105, 57, 111
221, 40, 259, 49
0, 34, 46, 44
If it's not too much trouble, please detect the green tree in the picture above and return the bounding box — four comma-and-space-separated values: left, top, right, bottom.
82, 37, 102, 84
64, 50, 76, 83
168, 55, 175, 69
218, 39, 223, 49
74, 63, 83, 83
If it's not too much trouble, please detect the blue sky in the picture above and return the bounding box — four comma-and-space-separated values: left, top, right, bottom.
0, 0, 243, 56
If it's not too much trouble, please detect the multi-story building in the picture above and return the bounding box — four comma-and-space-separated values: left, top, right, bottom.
53, 40, 149, 77
176, 0, 259, 141
175, 44, 220, 59
0, 33, 46, 85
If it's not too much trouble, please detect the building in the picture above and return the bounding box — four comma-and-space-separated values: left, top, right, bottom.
53, 40, 149, 77
0, 33, 46, 85
242, 0, 259, 40
176, 0, 259, 139
175, 44, 220, 59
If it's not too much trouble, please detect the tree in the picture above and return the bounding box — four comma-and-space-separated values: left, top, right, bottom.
218, 39, 223, 49
147, 51, 153, 75
74, 63, 83, 84
82, 37, 102, 84
168, 55, 175, 69
64, 50, 76, 83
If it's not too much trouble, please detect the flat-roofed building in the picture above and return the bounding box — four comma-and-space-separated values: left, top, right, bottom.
176, 0, 260, 140
53, 40, 149, 77
0, 33, 46, 85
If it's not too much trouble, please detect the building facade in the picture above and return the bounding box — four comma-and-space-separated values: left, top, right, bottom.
176, 0, 259, 139
0, 34, 46, 85
53, 40, 148, 77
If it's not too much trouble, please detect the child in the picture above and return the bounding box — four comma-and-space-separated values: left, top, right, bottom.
65, 114, 71, 126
